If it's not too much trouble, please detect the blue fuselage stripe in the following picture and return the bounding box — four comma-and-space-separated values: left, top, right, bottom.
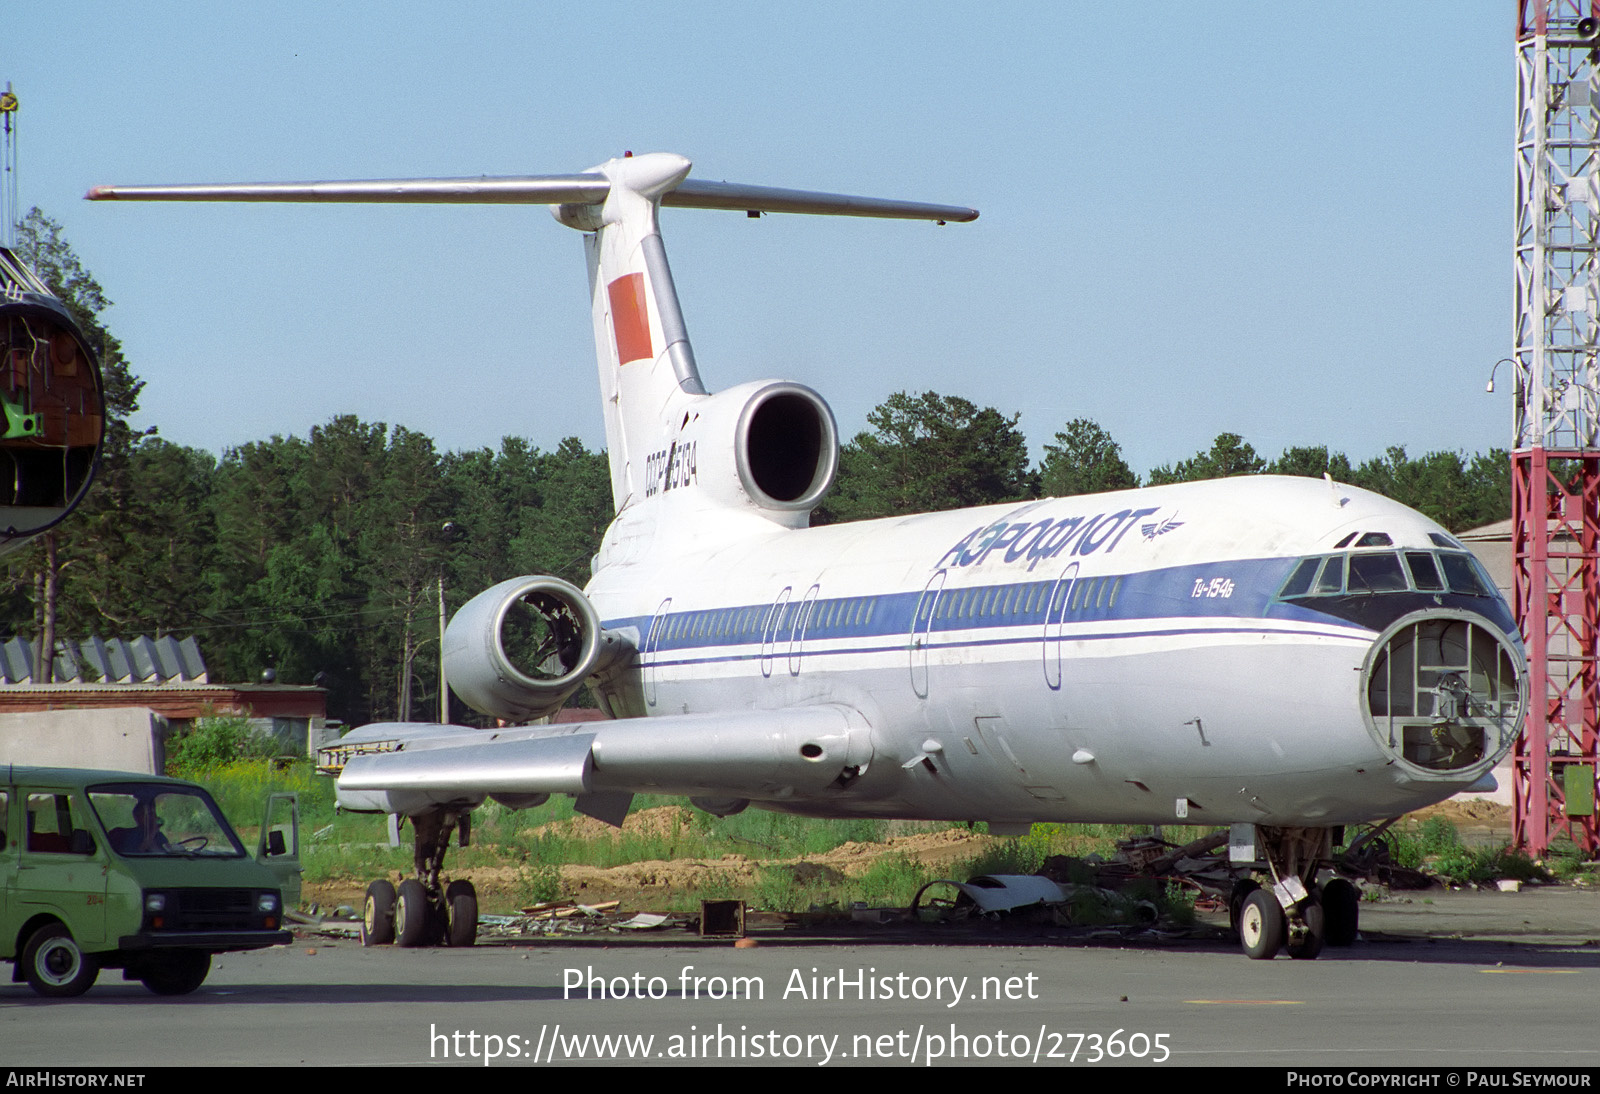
602, 555, 1387, 658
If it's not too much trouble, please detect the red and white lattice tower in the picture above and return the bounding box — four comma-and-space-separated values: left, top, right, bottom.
1513, 0, 1600, 855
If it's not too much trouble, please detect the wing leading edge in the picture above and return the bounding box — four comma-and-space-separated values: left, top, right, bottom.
334, 705, 874, 823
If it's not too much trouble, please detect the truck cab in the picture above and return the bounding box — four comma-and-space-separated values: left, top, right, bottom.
1, 767, 292, 997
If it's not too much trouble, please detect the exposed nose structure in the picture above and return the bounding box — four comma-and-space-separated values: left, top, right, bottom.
1362, 609, 1526, 777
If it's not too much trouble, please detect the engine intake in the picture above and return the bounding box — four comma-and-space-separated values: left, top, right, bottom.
737, 383, 836, 511
683, 380, 838, 525
444, 576, 621, 722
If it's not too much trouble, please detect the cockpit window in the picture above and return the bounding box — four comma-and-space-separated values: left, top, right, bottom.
1315, 555, 1346, 594
1278, 548, 1497, 600
1347, 552, 1407, 593
1355, 532, 1393, 547
1405, 551, 1444, 591
1439, 553, 1493, 598
1280, 557, 1320, 598
1429, 532, 1464, 550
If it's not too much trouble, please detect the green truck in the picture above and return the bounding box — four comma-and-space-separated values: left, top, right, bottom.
1, 766, 298, 997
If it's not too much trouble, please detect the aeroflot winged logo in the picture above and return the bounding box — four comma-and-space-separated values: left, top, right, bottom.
936, 505, 1167, 571
1141, 511, 1184, 540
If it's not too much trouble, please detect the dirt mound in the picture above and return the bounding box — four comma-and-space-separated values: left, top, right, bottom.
1410, 799, 1512, 827
519, 804, 698, 842
810, 827, 1001, 873
304, 819, 1006, 915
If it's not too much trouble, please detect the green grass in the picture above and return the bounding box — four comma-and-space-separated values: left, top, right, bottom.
1385, 817, 1550, 885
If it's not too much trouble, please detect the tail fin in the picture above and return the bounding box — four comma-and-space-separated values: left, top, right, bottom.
553, 154, 706, 507
88, 155, 977, 513
548, 153, 978, 511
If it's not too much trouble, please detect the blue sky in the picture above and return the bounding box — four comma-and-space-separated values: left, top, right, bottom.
7, 2, 1513, 477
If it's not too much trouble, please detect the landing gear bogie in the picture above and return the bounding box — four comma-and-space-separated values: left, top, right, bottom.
359, 805, 482, 948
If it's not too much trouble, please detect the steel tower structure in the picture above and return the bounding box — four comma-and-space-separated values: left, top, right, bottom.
1513, 0, 1600, 855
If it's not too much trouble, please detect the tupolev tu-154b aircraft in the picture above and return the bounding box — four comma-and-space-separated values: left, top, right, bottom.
89, 152, 1527, 960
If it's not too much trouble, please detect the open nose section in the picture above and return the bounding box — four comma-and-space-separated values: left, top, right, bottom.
1362, 610, 1527, 778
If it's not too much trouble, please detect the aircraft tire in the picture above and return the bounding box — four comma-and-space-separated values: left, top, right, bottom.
22, 924, 100, 998
447, 881, 478, 948
138, 951, 211, 995
395, 879, 430, 948
1322, 878, 1360, 947
1287, 900, 1325, 961
1238, 890, 1284, 960
362, 879, 396, 946
1228, 879, 1260, 938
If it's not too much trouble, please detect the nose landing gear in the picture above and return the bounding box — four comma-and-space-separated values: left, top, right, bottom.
1229, 825, 1361, 960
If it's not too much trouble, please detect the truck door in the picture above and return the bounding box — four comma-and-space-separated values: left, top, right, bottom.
256, 793, 301, 908
17, 789, 108, 946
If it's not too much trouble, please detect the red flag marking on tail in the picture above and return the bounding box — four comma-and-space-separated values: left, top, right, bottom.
607, 273, 653, 364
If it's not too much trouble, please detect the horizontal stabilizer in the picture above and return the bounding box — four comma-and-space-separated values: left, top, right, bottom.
88, 167, 977, 222
663, 178, 977, 222
86, 176, 610, 205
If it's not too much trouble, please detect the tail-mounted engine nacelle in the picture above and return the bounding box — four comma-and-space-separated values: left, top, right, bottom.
0, 247, 105, 557
443, 575, 626, 722
686, 380, 838, 526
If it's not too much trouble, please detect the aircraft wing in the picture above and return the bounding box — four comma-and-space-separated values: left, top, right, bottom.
332, 705, 873, 824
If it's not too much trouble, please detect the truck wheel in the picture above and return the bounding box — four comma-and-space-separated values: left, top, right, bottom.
22, 924, 100, 998
138, 952, 211, 995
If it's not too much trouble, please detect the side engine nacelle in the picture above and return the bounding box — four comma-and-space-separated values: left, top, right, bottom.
443, 576, 628, 722
682, 380, 838, 527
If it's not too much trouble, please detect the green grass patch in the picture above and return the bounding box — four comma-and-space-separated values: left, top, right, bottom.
186, 760, 1203, 915
1387, 817, 1551, 885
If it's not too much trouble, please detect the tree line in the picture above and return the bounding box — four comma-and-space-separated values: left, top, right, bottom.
1, 213, 1513, 725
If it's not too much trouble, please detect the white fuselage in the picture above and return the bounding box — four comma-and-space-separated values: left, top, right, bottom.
585, 474, 1525, 828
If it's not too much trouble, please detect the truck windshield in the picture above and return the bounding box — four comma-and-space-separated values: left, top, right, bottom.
88, 783, 246, 858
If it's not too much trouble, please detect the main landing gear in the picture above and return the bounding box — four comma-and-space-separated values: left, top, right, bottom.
360, 806, 479, 948
1227, 825, 1361, 961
